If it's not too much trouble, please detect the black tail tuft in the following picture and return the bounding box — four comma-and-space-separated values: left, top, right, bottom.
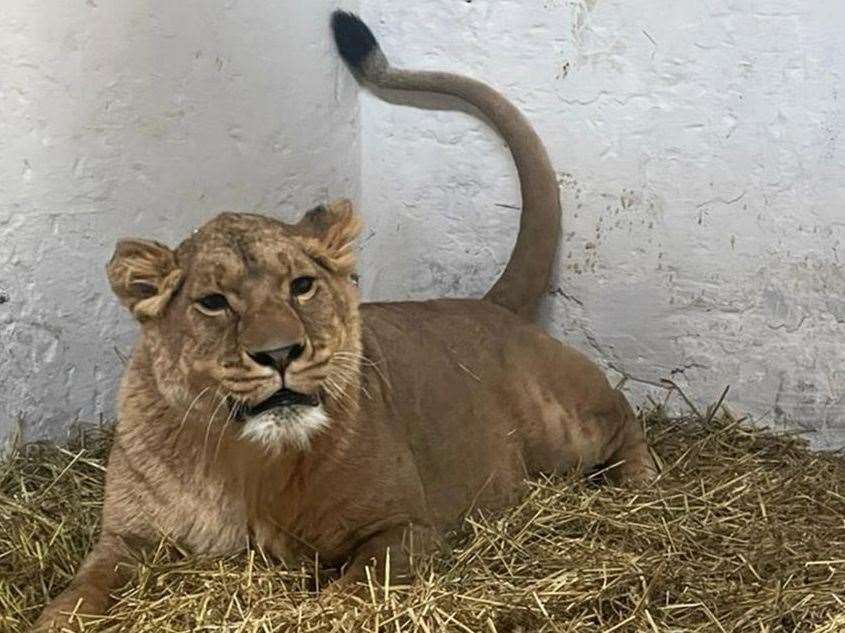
331, 10, 379, 69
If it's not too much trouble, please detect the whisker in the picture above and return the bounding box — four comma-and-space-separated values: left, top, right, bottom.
174, 386, 211, 443
331, 350, 390, 389
213, 395, 237, 463
323, 376, 358, 414
333, 350, 385, 373
328, 359, 374, 402
202, 390, 227, 468
322, 378, 353, 414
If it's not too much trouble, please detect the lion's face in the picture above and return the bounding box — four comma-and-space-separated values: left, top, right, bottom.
106, 200, 363, 450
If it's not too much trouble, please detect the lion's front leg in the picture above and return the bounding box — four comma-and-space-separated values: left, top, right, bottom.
327, 524, 439, 596
31, 534, 145, 632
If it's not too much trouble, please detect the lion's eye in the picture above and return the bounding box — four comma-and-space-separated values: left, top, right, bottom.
196, 293, 229, 313
291, 276, 315, 298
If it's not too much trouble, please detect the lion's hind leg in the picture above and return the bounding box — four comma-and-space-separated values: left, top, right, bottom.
601, 395, 658, 485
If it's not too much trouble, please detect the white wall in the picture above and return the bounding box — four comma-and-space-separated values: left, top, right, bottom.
3, 1, 844, 452
0, 1, 359, 449
359, 1, 845, 448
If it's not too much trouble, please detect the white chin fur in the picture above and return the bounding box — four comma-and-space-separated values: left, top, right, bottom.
239, 404, 330, 452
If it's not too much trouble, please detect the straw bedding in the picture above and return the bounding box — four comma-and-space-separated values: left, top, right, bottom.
1, 405, 843, 632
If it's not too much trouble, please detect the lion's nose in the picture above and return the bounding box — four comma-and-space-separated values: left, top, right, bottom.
247, 343, 304, 370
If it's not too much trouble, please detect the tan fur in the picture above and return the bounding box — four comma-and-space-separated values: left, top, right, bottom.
33, 203, 655, 631
33, 16, 656, 630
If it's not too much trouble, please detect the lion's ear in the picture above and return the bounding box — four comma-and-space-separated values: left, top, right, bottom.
297, 198, 363, 274
106, 238, 183, 321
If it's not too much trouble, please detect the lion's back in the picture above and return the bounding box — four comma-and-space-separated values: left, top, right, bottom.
356, 298, 625, 528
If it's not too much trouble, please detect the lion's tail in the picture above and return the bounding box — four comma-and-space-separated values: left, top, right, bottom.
331, 11, 561, 321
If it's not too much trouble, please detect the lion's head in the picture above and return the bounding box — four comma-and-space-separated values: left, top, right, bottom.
106, 199, 363, 451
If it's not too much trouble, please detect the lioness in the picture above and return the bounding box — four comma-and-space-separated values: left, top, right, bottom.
33, 11, 656, 631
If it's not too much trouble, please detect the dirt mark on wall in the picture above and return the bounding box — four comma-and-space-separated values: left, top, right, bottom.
557, 172, 664, 275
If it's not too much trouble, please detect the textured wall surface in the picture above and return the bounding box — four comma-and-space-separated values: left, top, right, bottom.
0, 1, 359, 449
3, 1, 844, 453
359, 1, 845, 448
